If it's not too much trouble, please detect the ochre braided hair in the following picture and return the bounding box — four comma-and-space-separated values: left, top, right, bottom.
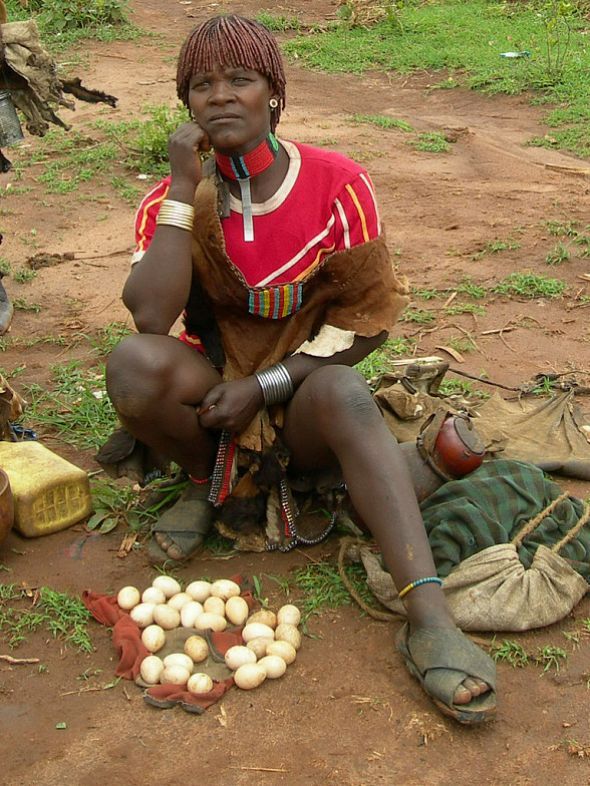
176, 15, 286, 132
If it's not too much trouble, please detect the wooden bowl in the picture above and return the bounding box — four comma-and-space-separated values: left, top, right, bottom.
0, 468, 14, 548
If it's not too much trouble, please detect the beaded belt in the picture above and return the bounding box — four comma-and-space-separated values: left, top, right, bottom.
248, 283, 303, 319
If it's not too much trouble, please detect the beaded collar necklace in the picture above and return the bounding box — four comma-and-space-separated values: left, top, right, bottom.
215, 132, 279, 242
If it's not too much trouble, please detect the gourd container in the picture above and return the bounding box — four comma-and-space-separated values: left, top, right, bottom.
0, 441, 92, 537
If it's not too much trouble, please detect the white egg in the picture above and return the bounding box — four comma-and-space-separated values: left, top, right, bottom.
276, 604, 301, 627
275, 623, 302, 651
139, 655, 164, 685
187, 672, 213, 694
242, 622, 275, 643
180, 601, 204, 628
167, 592, 192, 611
163, 653, 194, 672
117, 586, 140, 611
152, 575, 181, 598
210, 579, 241, 600
247, 609, 277, 629
184, 635, 209, 663
266, 640, 297, 665
203, 596, 226, 616
233, 663, 266, 690
141, 624, 166, 653
224, 645, 257, 671
160, 665, 190, 686
185, 580, 212, 603
246, 637, 270, 659
194, 612, 227, 632
153, 604, 181, 630
258, 655, 287, 679
225, 596, 250, 627
141, 587, 166, 605
130, 602, 155, 629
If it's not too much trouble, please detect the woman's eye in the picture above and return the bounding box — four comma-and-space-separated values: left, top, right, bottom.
232, 77, 249, 85
191, 81, 208, 90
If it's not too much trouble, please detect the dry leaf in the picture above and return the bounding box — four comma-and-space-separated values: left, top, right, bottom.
435, 345, 464, 363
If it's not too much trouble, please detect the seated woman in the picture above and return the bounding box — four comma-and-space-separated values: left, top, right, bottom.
106, 14, 496, 725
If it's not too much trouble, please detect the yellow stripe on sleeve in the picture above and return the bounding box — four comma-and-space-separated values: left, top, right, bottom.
345, 183, 369, 243
137, 185, 169, 251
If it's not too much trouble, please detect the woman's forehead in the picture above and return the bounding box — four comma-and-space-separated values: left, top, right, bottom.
190, 63, 260, 77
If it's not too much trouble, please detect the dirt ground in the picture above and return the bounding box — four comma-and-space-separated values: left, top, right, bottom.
1, 1, 590, 784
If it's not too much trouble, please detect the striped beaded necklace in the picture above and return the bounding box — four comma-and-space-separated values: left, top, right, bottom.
215, 132, 280, 242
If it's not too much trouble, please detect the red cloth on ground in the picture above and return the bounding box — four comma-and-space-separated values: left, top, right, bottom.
82, 579, 256, 711
82, 590, 149, 679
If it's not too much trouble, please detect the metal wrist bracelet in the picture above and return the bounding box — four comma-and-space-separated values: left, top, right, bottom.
254, 363, 294, 406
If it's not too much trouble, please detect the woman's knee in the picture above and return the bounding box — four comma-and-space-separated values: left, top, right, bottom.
297, 365, 378, 426
106, 335, 178, 418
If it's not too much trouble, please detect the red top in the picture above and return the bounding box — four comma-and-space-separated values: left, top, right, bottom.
132, 140, 381, 287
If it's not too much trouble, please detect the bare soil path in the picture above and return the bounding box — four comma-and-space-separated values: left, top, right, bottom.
0, 2, 589, 785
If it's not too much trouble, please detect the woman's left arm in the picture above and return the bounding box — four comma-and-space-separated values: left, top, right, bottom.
198, 332, 387, 432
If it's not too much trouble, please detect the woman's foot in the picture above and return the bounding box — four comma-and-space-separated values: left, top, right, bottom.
396, 622, 496, 724
150, 480, 215, 564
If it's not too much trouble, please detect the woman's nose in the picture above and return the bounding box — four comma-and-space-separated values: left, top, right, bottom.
209, 80, 233, 104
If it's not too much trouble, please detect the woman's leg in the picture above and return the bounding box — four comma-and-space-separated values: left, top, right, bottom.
282, 364, 491, 707
106, 334, 221, 560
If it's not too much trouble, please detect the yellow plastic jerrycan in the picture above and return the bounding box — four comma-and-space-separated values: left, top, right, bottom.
0, 441, 92, 537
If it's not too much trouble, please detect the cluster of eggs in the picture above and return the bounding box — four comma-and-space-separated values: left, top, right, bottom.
117, 575, 302, 694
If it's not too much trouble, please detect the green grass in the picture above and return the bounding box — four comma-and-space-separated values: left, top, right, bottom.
493, 272, 567, 299
410, 132, 450, 153
284, 1, 590, 159
0, 258, 12, 276
89, 478, 177, 535
455, 278, 487, 299
13, 298, 41, 313
491, 639, 529, 668
0, 584, 93, 651
545, 241, 571, 265
444, 302, 486, 316
448, 336, 476, 354
351, 113, 413, 132
22, 361, 117, 451
411, 287, 440, 300
13, 268, 37, 284
473, 239, 521, 259
438, 377, 490, 400
545, 219, 579, 237
5, 0, 140, 52
86, 322, 133, 356
355, 336, 416, 379
292, 561, 375, 621
400, 308, 436, 324
256, 11, 301, 32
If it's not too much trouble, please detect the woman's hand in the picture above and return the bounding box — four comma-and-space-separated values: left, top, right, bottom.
168, 122, 211, 189
197, 377, 264, 433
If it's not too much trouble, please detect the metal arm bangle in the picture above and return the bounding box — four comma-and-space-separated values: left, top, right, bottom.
254, 363, 294, 407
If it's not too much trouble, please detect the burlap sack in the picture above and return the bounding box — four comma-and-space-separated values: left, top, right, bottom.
355, 541, 589, 632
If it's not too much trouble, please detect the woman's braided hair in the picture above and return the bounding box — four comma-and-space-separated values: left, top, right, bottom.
176, 15, 286, 131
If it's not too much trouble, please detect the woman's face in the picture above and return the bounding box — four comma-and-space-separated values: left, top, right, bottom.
188, 65, 274, 154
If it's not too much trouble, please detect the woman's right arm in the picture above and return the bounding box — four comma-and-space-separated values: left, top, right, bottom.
123, 122, 209, 335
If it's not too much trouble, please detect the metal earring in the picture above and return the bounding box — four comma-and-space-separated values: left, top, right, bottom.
269, 98, 279, 109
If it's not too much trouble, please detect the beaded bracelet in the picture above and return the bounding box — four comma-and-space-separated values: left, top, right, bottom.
254, 363, 294, 406
397, 576, 443, 600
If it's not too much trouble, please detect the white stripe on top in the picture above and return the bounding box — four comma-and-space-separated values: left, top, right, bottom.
254, 214, 336, 288
334, 198, 350, 250
359, 172, 381, 235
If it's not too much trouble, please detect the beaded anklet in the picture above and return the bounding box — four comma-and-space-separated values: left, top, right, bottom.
397, 576, 443, 600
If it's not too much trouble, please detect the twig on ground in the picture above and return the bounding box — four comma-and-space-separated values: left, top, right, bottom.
0, 655, 40, 665
229, 767, 288, 773
447, 368, 520, 392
